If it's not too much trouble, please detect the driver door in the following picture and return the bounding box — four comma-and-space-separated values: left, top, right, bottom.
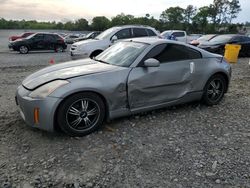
127, 43, 202, 110
111, 28, 132, 44
31, 34, 45, 50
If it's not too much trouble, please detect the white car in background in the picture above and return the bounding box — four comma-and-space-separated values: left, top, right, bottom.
161, 30, 201, 43
70, 25, 160, 59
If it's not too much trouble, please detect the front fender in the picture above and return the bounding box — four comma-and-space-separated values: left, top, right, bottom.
50, 68, 131, 114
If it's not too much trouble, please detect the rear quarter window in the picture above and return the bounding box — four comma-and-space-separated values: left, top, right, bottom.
44, 34, 56, 41
133, 28, 148, 37
147, 29, 157, 36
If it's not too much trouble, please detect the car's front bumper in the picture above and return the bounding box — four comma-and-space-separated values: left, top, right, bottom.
16, 85, 63, 132
70, 51, 89, 60
8, 42, 13, 49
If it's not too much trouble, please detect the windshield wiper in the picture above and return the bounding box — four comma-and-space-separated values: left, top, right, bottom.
93, 58, 109, 64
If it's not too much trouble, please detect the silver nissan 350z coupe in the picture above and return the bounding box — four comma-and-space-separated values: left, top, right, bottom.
16, 38, 231, 136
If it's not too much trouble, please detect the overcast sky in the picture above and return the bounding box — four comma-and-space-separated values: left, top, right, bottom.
0, 0, 249, 23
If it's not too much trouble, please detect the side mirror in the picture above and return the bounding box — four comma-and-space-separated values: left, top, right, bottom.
143, 58, 160, 67
111, 35, 118, 43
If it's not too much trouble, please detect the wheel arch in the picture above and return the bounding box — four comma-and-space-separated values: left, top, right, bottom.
20, 43, 31, 50
205, 71, 230, 93
90, 49, 103, 58
53, 90, 110, 131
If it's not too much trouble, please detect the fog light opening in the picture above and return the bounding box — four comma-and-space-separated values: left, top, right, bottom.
34, 108, 40, 124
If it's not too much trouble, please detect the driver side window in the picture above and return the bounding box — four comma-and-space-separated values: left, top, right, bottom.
141, 43, 202, 65
33, 34, 44, 41
114, 29, 131, 39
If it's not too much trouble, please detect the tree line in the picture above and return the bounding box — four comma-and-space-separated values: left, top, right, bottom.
0, 0, 242, 34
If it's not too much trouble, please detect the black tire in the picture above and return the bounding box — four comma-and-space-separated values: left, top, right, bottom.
57, 92, 105, 137
19, 45, 29, 54
55, 45, 64, 53
202, 74, 226, 106
90, 50, 102, 59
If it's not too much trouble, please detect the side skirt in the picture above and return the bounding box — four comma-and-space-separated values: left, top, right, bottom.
108, 91, 203, 120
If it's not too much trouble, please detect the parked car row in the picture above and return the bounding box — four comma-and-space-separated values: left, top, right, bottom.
8, 26, 250, 57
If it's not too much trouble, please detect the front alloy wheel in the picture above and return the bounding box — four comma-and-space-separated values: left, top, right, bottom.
19, 45, 29, 54
57, 92, 105, 136
203, 74, 226, 106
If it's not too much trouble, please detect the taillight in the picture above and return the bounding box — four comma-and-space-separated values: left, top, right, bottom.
222, 57, 229, 64
58, 36, 64, 43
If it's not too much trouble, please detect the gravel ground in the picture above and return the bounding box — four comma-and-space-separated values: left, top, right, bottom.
1, 36, 250, 187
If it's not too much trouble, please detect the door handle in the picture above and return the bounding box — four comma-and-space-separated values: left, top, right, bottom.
190, 62, 195, 74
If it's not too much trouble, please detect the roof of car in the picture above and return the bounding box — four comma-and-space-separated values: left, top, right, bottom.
162, 30, 185, 33
33, 32, 60, 35
117, 25, 155, 29
123, 37, 163, 44
123, 37, 187, 45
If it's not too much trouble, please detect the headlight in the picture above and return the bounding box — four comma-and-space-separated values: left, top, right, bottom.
29, 80, 69, 99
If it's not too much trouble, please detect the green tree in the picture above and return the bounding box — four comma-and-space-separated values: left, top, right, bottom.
75, 18, 89, 30
64, 21, 75, 30
111, 13, 134, 26
228, 0, 241, 23
192, 6, 210, 33
184, 5, 197, 32
91, 16, 110, 31
160, 7, 185, 29
56, 22, 64, 30
184, 5, 197, 24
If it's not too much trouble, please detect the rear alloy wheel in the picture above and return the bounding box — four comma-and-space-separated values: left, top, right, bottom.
202, 74, 226, 106
57, 92, 105, 136
19, 45, 29, 54
55, 45, 64, 53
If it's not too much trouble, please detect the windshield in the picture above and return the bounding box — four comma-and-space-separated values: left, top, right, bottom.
209, 35, 233, 43
95, 41, 149, 67
85, 32, 93, 38
95, 27, 119, 40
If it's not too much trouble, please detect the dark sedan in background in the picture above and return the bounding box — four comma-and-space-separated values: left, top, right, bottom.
198, 34, 250, 56
9, 33, 67, 54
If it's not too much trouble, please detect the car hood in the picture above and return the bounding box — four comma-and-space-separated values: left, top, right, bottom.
10, 35, 20, 39
13, 38, 27, 43
199, 41, 224, 47
22, 58, 118, 90
73, 39, 103, 46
